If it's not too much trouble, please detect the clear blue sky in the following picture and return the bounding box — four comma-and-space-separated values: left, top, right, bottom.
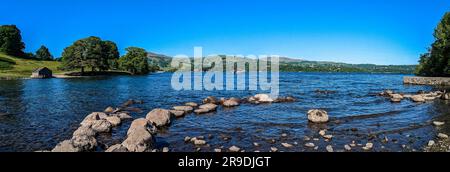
1, 0, 449, 65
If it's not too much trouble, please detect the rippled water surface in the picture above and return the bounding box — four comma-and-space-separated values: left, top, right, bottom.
0, 73, 449, 152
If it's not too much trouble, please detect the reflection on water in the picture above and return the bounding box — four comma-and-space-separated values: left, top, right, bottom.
0, 73, 449, 152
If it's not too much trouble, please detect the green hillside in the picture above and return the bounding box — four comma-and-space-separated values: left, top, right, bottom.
0, 53, 63, 79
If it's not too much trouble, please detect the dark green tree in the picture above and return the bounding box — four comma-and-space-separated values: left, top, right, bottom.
0, 25, 25, 56
118, 47, 150, 74
61, 36, 119, 73
35, 45, 53, 60
416, 12, 450, 77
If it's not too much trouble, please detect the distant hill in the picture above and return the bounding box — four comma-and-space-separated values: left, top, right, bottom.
146, 53, 416, 74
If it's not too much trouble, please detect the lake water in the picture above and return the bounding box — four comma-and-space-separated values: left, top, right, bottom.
0, 72, 449, 152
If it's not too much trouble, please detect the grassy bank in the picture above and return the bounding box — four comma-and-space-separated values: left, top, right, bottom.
0, 53, 63, 79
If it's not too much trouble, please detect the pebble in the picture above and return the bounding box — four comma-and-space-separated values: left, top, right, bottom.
305, 143, 315, 148
229, 146, 241, 152
271, 147, 278, 152
253, 142, 260, 147
184, 136, 191, 142
194, 139, 206, 146
428, 140, 435, 147
438, 133, 449, 139
281, 143, 293, 148
214, 149, 222, 152
433, 121, 445, 126
303, 136, 311, 141
319, 130, 326, 136
313, 138, 320, 141
162, 147, 169, 152
344, 145, 352, 151
323, 135, 333, 140
362, 143, 373, 150
314, 146, 319, 150
326, 145, 334, 152
281, 133, 288, 137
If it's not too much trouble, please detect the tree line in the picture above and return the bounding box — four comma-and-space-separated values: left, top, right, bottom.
416, 12, 450, 77
0, 25, 157, 75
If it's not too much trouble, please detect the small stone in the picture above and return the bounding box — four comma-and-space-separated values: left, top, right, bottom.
438, 133, 449, 139
281, 143, 293, 148
173, 106, 194, 112
307, 109, 329, 123
170, 110, 186, 118
362, 143, 374, 150
185, 102, 199, 107
253, 142, 260, 147
344, 145, 352, 151
104, 106, 115, 113
323, 135, 333, 140
281, 133, 288, 137
428, 140, 435, 147
162, 147, 170, 152
194, 139, 206, 146
319, 130, 326, 136
433, 121, 445, 126
184, 136, 191, 142
303, 136, 311, 141
214, 149, 222, 152
305, 143, 315, 148
313, 138, 320, 141
326, 145, 334, 152
271, 147, 278, 152
314, 146, 319, 150
229, 146, 240, 152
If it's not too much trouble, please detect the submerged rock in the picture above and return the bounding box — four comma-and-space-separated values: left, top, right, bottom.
253, 94, 274, 103
305, 143, 315, 148
146, 108, 172, 127
281, 143, 293, 148
307, 109, 329, 123
195, 103, 218, 114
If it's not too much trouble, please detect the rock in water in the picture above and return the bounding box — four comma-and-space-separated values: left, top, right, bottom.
433, 121, 445, 126
282, 143, 293, 148
105, 116, 121, 127
305, 143, 315, 148
90, 120, 113, 133
253, 94, 274, 103
185, 102, 199, 107
441, 92, 450, 100
223, 99, 240, 107
122, 119, 154, 152
326, 145, 334, 152
105, 144, 128, 152
438, 133, 449, 139
73, 126, 96, 137
344, 145, 352, 151
104, 106, 115, 113
71, 135, 97, 151
146, 109, 172, 127
170, 110, 186, 118
173, 106, 194, 113
411, 95, 425, 102
52, 140, 81, 152
428, 140, 435, 147
307, 109, 329, 123
229, 146, 241, 152
203, 96, 218, 104
195, 103, 218, 114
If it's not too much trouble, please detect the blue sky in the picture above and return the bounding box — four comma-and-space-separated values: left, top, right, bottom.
1, 0, 449, 65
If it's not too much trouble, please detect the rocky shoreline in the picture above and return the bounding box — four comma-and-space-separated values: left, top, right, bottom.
42, 90, 450, 152
404, 76, 450, 86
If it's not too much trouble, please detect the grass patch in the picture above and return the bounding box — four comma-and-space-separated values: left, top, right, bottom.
0, 52, 64, 79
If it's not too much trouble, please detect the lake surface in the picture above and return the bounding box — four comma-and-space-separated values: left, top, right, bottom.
0, 72, 449, 152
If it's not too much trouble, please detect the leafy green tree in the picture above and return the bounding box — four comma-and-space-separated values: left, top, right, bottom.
35, 45, 53, 60
0, 25, 25, 56
416, 12, 450, 77
118, 47, 150, 74
61, 36, 119, 73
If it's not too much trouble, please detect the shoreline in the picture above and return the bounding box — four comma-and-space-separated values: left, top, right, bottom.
404, 76, 450, 86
